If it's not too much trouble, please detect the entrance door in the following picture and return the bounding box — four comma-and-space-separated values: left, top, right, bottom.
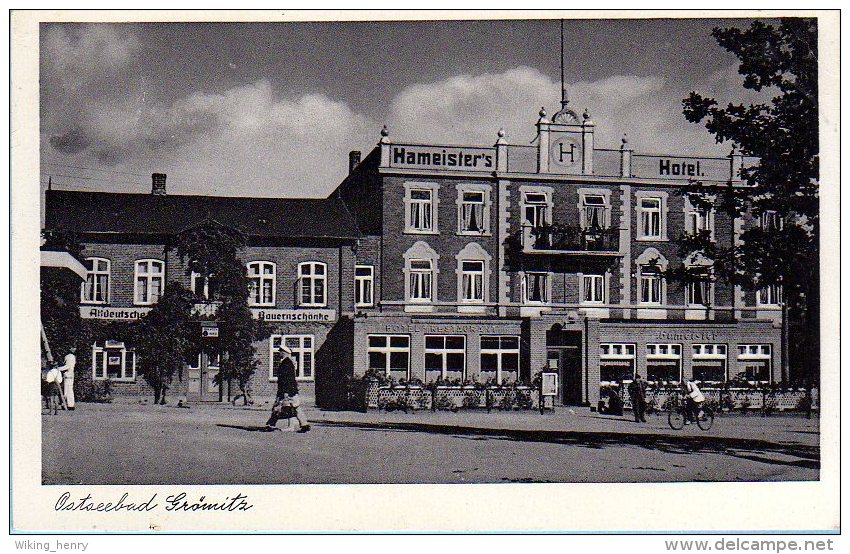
187, 353, 221, 402
545, 326, 583, 405
547, 347, 583, 405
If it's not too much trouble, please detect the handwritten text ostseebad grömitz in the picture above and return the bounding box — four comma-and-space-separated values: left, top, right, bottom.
54, 491, 253, 512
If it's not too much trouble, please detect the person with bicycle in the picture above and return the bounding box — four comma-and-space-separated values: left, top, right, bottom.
681, 379, 705, 425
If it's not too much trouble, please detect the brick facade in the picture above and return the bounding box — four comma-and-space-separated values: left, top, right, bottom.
47, 112, 789, 411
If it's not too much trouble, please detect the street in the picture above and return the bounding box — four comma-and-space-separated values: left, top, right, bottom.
42, 402, 819, 485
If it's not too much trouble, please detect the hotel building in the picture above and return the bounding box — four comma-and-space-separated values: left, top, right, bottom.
44, 102, 783, 408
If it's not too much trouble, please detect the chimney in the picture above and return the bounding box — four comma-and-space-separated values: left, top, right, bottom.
348, 151, 361, 175
151, 173, 167, 195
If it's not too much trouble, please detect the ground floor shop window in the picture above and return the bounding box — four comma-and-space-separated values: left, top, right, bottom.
480, 335, 519, 384
646, 343, 681, 382
368, 335, 410, 381
270, 335, 314, 381
736, 344, 771, 383
692, 344, 727, 382
425, 335, 466, 382
599, 343, 636, 383
92, 341, 136, 381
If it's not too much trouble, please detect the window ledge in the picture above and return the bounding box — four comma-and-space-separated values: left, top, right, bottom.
456, 231, 492, 237
405, 304, 435, 313
404, 229, 440, 235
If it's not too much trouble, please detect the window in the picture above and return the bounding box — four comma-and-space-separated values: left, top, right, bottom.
686, 208, 714, 237
191, 271, 216, 300
639, 267, 663, 304
639, 197, 662, 239
600, 343, 636, 383
409, 189, 434, 232
480, 336, 520, 384
646, 343, 682, 382
92, 341, 135, 381
686, 276, 712, 306
460, 191, 485, 233
187, 352, 202, 370
736, 344, 771, 382
298, 262, 326, 307
692, 344, 727, 383
355, 265, 374, 307
582, 274, 605, 303
758, 284, 783, 306
368, 335, 410, 380
759, 210, 783, 231
582, 195, 608, 229
134, 259, 164, 305
523, 192, 549, 229
425, 335, 466, 382
81, 257, 110, 304
404, 242, 439, 307
460, 260, 485, 303
270, 335, 314, 381
247, 262, 276, 306
522, 272, 548, 303
408, 259, 433, 302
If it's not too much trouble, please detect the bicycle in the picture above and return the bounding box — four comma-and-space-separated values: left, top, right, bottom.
667, 393, 714, 431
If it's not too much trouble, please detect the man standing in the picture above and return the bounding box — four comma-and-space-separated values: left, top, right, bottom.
627, 374, 648, 423
265, 346, 311, 433
56, 347, 77, 410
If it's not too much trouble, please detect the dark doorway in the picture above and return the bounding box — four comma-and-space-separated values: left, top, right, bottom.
546, 326, 583, 405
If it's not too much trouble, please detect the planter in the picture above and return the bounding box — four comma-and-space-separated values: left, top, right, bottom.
612, 385, 819, 413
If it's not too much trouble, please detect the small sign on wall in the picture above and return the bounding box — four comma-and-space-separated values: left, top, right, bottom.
541, 372, 559, 397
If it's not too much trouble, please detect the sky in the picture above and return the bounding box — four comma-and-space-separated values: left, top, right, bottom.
40, 17, 771, 199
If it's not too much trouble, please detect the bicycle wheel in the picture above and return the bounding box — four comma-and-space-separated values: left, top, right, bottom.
668, 409, 685, 430
697, 408, 714, 431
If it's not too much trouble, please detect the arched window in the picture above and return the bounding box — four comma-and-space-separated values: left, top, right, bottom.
298, 262, 326, 307
635, 248, 668, 306
455, 242, 491, 306
81, 257, 110, 304
403, 241, 439, 306
247, 261, 276, 306
134, 259, 165, 305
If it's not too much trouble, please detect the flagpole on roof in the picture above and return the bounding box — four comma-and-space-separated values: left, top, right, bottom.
560, 19, 566, 108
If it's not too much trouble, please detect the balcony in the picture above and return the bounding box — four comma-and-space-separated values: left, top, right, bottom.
191, 301, 222, 321
521, 224, 621, 256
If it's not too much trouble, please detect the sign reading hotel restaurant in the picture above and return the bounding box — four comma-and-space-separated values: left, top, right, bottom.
80, 306, 152, 320
389, 144, 495, 171
630, 155, 730, 181
250, 308, 336, 323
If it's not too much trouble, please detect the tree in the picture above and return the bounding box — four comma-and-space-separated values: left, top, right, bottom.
175, 220, 269, 403
132, 283, 195, 404
679, 18, 818, 383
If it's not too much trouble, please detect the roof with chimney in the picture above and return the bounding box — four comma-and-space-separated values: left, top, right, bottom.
44, 190, 362, 240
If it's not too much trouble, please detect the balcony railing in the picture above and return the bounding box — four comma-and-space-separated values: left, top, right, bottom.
522, 224, 620, 254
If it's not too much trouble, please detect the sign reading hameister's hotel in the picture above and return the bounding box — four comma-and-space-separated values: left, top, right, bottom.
389, 144, 495, 171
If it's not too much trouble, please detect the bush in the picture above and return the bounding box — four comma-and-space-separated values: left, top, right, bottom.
78, 379, 113, 403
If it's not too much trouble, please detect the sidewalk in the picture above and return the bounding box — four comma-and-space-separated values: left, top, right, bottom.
206, 401, 819, 445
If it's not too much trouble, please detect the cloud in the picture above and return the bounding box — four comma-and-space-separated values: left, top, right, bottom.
385, 66, 729, 156
41, 26, 376, 197
41, 26, 743, 200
